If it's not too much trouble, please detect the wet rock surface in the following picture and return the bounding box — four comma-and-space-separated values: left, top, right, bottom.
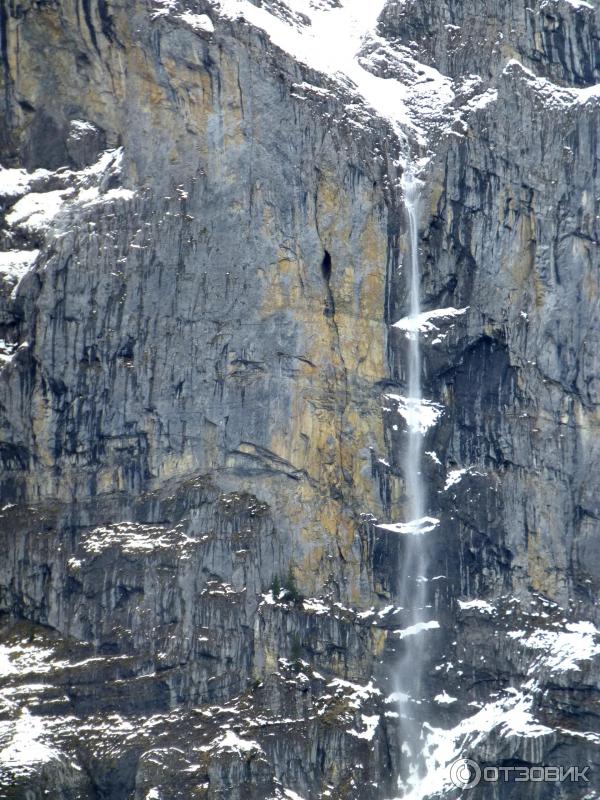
1, 1, 600, 798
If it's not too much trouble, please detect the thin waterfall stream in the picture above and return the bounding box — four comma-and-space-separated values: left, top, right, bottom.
404, 172, 425, 524
396, 169, 430, 797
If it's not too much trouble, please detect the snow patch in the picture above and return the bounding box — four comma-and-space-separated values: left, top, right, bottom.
0, 339, 18, 365
302, 598, 329, 615
564, 0, 594, 9
504, 58, 600, 108
179, 11, 214, 32
444, 466, 485, 491
6, 189, 73, 232
0, 250, 39, 288
82, 521, 192, 555
457, 598, 495, 614
3, 148, 133, 237
215, 0, 455, 143
283, 790, 306, 800
385, 393, 444, 433
434, 691, 457, 706
395, 620, 440, 639
0, 166, 50, 198
202, 729, 263, 755
393, 307, 468, 336
402, 690, 553, 800
327, 679, 381, 709
347, 713, 380, 740
467, 88, 498, 111
377, 516, 439, 536
508, 621, 600, 673
0, 709, 61, 777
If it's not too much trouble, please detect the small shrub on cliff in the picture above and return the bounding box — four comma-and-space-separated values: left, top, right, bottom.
283, 566, 303, 604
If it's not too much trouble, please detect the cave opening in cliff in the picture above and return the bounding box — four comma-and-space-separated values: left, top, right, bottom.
320, 249, 332, 279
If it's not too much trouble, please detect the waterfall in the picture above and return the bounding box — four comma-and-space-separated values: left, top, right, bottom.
403, 172, 425, 524
396, 169, 429, 796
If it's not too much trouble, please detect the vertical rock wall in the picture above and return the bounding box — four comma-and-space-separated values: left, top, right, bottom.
1, 1, 599, 799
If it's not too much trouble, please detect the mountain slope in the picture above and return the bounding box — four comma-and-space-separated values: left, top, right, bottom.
0, 1, 599, 798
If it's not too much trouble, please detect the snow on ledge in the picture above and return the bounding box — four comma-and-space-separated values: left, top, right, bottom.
457, 598, 495, 614
179, 11, 214, 33
3, 148, 134, 237
503, 58, 600, 108
395, 620, 440, 639
403, 690, 554, 800
0, 250, 39, 286
0, 166, 51, 198
82, 521, 188, 554
377, 516, 439, 535
199, 729, 263, 755
384, 393, 444, 433
564, 0, 594, 10
347, 713, 380, 740
434, 691, 457, 706
283, 790, 307, 800
444, 466, 485, 491
327, 678, 381, 709
508, 621, 600, 673
214, 0, 455, 143
0, 709, 61, 777
6, 189, 74, 232
302, 598, 330, 615
393, 307, 468, 335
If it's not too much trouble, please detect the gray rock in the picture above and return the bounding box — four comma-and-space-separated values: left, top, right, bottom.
1, 1, 600, 798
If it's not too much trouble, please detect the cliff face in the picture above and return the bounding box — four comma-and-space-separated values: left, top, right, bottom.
0, 1, 599, 799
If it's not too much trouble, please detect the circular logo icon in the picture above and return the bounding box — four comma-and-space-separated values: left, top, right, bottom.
449, 758, 481, 789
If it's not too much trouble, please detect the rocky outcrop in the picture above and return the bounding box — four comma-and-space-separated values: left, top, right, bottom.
1, 1, 600, 799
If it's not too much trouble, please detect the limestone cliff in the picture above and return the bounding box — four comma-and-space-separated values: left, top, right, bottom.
0, 1, 599, 799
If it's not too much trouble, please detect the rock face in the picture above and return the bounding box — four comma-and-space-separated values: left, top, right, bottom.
0, 1, 599, 799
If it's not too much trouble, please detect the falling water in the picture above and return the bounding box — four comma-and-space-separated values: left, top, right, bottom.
396, 169, 429, 796
403, 171, 425, 524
